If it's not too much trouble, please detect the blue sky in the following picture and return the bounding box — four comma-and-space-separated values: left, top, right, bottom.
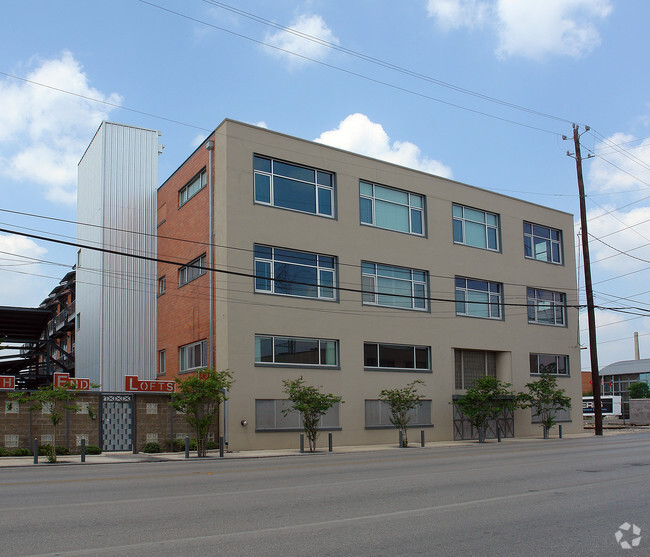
1, 0, 649, 370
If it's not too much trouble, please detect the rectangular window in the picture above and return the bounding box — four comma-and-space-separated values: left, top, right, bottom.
254, 245, 336, 300
527, 288, 566, 326
159, 350, 166, 375
254, 155, 334, 217
359, 181, 424, 235
524, 222, 563, 264
255, 335, 338, 367
452, 204, 500, 251
255, 399, 340, 431
179, 340, 207, 372
364, 342, 430, 371
532, 407, 571, 423
530, 353, 569, 376
362, 262, 428, 310
455, 277, 503, 319
179, 254, 206, 287
158, 276, 166, 295
365, 400, 432, 428
179, 170, 207, 207
454, 349, 497, 390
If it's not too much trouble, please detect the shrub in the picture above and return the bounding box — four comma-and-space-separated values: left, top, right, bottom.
38, 444, 71, 456
84, 445, 102, 455
172, 437, 197, 451
11, 448, 32, 457
206, 441, 219, 450
141, 442, 162, 453
629, 382, 650, 399
0, 447, 10, 457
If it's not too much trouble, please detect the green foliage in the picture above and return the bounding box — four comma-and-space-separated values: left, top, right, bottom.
84, 445, 102, 455
141, 442, 162, 453
282, 376, 343, 453
520, 374, 572, 437
0, 447, 10, 457
170, 368, 234, 457
172, 437, 198, 451
628, 382, 650, 399
454, 376, 523, 442
38, 444, 71, 457
379, 380, 425, 447
9, 383, 85, 462
11, 448, 32, 457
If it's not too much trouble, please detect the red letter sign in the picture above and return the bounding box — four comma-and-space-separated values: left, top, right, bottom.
125, 375, 175, 392
0, 376, 15, 390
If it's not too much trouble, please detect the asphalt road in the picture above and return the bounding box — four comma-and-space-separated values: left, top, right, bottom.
1, 434, 648, 556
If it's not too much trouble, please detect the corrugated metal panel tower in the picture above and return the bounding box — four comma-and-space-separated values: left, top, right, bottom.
76, 122, 160, 391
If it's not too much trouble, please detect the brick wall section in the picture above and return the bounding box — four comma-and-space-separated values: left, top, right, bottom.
0, 392, 218, 453
157, 140, 213, 381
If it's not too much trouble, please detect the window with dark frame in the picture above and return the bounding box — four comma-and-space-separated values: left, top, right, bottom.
178, 254, 206, 287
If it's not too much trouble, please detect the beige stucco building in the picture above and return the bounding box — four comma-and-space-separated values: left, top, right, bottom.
157, 119, 582, 450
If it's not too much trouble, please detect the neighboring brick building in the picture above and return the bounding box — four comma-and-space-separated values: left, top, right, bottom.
156, 119, 583, 450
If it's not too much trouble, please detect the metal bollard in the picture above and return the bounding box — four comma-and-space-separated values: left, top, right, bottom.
81, 438, 86, 463
185, 435, 190, 459
299, 433, 304, 453
33, 439, 38, 465
219, 436, 224, 458
421, 430, 425, 447
543, 426, 548, 439
558, 425, 563, 439
399, 430, 403, 448
497, 424, 502, 443
328, 432, 333, 452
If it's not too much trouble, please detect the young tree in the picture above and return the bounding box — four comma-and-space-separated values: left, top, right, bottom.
521, 374, 572, 438
170, 368, 234, 457
454, 376, 522, 442
9, 384, 86, 462
282, 376, 343, 453
628, 382, 650, 399
379, 380, 425, 447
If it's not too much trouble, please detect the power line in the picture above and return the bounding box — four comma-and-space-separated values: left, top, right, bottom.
199, 0, 572, 125
0, 71, 211, 133
3, 225, 649, 317
136, 0, 563, 136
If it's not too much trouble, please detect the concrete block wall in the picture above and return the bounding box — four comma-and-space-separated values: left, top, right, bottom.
0, 392, 219, 453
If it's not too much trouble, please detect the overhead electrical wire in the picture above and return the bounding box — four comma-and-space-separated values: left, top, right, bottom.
3, 225, 649, 317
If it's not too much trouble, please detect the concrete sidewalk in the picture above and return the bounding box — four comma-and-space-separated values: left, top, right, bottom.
1, 427, 647, 468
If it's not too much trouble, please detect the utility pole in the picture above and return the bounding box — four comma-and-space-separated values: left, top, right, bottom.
565, 124, 603, 435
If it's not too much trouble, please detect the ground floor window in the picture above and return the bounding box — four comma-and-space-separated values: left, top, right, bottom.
454, 349, 497, 390
255, 399, 340, 431
531, 407, 571, 423
364, 399, 432, 428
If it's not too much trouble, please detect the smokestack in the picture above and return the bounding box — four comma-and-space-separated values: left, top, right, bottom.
634, 332, 640, 360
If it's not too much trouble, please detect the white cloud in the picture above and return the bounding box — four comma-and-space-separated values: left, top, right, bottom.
191, 134, 207, 148
315, 113, 453, 178
426, 0, 613, 60
264, 14, 339, 66
426, 0, 491, 29
588, 133, 650, 194
0, 52, 122, 204
0, 234, 49, 307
